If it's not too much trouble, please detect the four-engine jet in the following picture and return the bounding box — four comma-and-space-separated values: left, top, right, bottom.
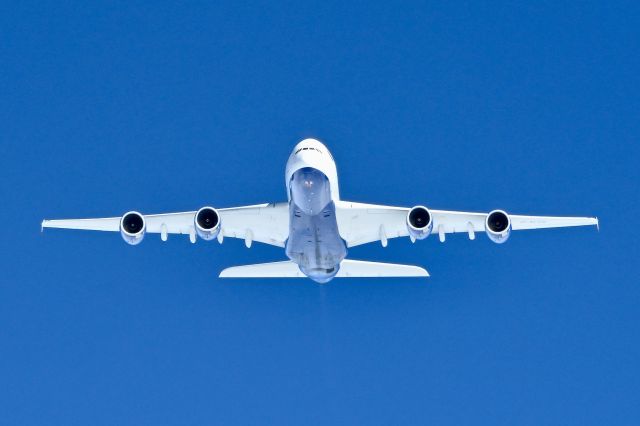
42, 139, 598, 282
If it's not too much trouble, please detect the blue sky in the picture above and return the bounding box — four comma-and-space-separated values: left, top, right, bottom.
1, 2, 639, 424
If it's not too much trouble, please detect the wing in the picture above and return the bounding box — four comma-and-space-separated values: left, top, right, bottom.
335, 201, 598, 247
42, 203, 290, 247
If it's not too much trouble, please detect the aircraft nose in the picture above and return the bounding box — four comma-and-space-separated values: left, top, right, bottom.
294, 138, 327, 152
300, 138, 322, 145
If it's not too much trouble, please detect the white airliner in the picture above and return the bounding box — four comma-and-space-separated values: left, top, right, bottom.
42, 138, 598, 283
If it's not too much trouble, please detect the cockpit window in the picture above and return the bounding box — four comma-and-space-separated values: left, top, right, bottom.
294, 146, 326, 157
295, 147, 323, 154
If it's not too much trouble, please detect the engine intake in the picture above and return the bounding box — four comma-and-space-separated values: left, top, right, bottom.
406, 206, 433, 240
485, 210, 511, 244
195, 206, 221, 241
120, 211, 146, 245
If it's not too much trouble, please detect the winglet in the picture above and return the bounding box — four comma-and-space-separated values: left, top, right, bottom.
41, 220, 46, 233
596, 217, 599, 232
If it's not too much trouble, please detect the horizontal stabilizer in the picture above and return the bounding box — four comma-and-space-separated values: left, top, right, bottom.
220, 261, 305, 278
338, 259, 428, 277
219, 259, 428, 279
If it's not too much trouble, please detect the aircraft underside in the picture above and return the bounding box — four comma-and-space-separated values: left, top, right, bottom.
286, 167, 347, 283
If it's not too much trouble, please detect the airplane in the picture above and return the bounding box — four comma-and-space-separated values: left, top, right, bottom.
42, 138, 599, 283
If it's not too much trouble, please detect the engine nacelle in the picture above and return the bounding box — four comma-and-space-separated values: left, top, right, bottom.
406, 205, 433, 240
195, 206, 221, 241
120, 211, 146, 245
485, 210, 511, 244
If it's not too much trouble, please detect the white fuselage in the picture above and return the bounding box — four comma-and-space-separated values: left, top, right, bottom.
284, 139, 346, 282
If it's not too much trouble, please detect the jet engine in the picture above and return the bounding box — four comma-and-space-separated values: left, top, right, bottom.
406, 205, 433, 240
120, 211, 146, 245
485, 210, 511, 244
195, 206, 221, 240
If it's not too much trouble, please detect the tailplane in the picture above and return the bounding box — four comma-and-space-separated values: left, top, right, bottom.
219, 259, 428, 279
338, 259, 428, 277
219, 261, 304, 278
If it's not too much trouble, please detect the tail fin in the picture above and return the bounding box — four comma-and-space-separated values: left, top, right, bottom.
219, 259, 428, 278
